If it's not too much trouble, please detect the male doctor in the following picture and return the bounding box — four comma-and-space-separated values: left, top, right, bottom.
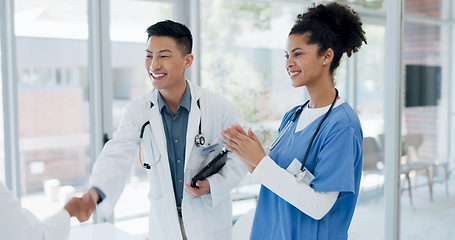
82, 20, 247, 240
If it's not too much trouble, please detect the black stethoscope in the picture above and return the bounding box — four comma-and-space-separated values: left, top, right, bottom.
194, 99, 206, 147
269, 89, 338, 174
139, 99, 206, 169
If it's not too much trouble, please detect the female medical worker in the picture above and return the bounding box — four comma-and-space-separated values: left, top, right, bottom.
0, 181, 94, 239
84, 20, 247, 240
222, 2, 366, 240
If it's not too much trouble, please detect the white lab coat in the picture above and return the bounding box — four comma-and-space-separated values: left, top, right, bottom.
0, 182, 70, 240
89, 81, 247, 240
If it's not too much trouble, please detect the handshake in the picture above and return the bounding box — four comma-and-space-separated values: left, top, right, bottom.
63, 188, 99, 222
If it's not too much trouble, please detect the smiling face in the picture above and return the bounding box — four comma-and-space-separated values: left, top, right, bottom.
145, 36, 193, 93
285, 33, 327, 88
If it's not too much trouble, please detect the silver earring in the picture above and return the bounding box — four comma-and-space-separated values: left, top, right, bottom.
323, 62, 326, 65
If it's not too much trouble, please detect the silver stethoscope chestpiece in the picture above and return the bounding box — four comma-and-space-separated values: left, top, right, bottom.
195, 134, 206, 147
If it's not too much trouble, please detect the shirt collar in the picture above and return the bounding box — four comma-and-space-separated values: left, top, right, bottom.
157, 82, 192, 114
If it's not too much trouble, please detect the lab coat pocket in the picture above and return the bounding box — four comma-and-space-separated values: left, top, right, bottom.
147, 168, 164, 200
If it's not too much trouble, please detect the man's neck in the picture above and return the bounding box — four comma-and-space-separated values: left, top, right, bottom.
159, 80, 187, 114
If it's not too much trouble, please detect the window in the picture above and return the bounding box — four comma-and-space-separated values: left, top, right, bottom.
356, 24, 385, 135
109, 0, 172, 235
200, 0, 312, 218
400, 22, 451, 239
405, 0, 451, 19
15, 0, 90, 224
199, 0, 353, 220
332, 0, 385, 10
0, 35, 4, 183
1, 1, 453, 239
348, 23, 386, 238
200, 0, 306, 145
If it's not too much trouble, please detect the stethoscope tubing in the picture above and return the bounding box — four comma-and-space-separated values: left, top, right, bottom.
300, 89, 338, 171
269, 89, 339, 171
138, 98, 205, 169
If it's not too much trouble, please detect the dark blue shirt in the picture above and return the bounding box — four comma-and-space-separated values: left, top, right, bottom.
157, 84, 191, 207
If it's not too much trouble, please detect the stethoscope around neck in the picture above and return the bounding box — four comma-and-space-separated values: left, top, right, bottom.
138, 99, 205, 169
269, 89, 339, 172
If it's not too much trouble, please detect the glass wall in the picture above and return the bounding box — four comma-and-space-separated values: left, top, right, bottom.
400, 20, 453, 239
405, 0, 451, 19
0, 35, 4, 183
109, 0, 172, 235
14, 0, 91, 223
199, 0, 309, 218
333, 0, 385, 10
399, 0, 454, 239
0, 0, 454, 238
200, 0, 305, 147
199, 2, 383, 232
348, 23, 386, 238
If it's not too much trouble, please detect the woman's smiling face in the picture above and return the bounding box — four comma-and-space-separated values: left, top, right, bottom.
285, 33, 326, 88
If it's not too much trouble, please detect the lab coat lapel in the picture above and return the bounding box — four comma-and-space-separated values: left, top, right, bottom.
185, 82, 201, 171
146, 90, 169, 168
146, 90, 181, 235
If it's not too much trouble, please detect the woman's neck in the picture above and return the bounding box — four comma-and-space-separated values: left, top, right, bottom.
306, 82, 337, 108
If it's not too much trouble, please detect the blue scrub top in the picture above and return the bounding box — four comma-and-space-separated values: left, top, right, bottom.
250, 102, 363, 240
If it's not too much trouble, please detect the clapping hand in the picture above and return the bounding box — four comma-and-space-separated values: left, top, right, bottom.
221, 124, 266, 172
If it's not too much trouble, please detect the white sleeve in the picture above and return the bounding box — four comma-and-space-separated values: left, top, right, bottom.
41, 210, 71, 240
0, 183, 70, 240
89, 101, 142, 217
251, 156, 338, 220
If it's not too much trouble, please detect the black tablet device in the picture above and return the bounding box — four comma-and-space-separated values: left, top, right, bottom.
191, 150, 228, 188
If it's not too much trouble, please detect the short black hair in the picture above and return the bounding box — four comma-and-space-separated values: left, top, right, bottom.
146, 20, 193, 55
290, 2, 367, 75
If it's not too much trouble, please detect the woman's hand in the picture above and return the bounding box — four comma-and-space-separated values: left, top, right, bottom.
221, 124, 266, 170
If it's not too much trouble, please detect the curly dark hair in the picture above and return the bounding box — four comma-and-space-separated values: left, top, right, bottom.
289, 2, 367, 75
